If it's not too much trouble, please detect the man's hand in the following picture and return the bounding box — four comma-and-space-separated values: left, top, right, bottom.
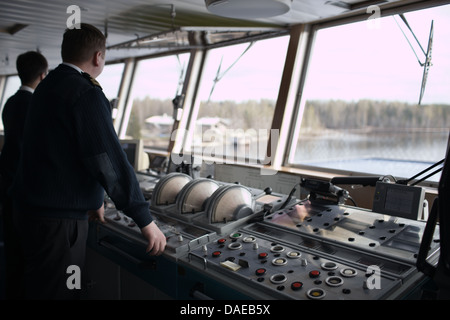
141, 221, 166, 256
88, 203, 105, 223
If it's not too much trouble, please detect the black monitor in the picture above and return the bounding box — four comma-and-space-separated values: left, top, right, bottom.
119, 139, 148, 171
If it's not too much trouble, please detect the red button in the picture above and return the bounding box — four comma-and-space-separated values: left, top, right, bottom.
212, 251, 221, 257
258, 252, 268, 259
217, 238, 226, 244
255, 268, 266, 276
309, 270, 320, 278
291, 281, 303, 290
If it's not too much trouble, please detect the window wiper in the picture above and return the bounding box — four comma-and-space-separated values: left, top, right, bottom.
394, 14, 434, 105
207, 41, 254, 102
420, 20, 433, 106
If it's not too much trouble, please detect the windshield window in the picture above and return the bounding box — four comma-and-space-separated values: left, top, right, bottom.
289, 5, 450, 183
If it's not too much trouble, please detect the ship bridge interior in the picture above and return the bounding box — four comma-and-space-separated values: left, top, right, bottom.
0, 0, 449, 302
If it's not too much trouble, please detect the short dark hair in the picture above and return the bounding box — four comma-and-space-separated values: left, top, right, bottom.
16, 51, 48, 85
61, 23, 106, 63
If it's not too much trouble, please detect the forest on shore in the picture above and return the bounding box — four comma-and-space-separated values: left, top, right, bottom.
126, 97, 450, 140
300, 99, 450, 133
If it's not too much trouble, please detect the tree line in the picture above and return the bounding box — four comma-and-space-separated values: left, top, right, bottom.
300, 99, 450, 133
126, 97, 450, 139
126, 97, 277, 138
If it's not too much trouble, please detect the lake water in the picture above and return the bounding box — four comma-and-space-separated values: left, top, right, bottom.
293, 130, 449, 183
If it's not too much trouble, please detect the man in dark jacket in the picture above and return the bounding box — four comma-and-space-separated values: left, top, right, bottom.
11, 24, 166, 299
0, 51, 48, 299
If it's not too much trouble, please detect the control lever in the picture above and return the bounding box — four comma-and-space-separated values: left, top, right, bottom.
330, 176, 382, 187
417, 198, 438, 278
301, 178, 350, 205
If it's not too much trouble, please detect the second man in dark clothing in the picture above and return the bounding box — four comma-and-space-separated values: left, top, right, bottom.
0, 51, 48, 299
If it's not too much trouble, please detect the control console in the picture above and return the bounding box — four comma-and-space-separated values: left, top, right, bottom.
90, 173, 440, 300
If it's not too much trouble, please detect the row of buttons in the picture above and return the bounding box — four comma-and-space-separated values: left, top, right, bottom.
254, 271, 349, 299
212, 234, 362, 299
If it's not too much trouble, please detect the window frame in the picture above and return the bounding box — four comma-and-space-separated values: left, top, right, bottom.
183, 32, 292, 166
118, 49, 193, 153
0, 74, 21, 132
96, 61, 126, 125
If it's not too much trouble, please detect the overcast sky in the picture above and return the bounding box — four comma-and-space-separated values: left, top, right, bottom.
304, 4, 450, 105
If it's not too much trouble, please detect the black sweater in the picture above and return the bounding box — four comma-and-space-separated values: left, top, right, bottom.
11, 64, 152, 228
0, 89, 32, 188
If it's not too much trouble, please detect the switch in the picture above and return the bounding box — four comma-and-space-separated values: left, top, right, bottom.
309, 270, 320, 278
306, 288, 326, 300
291, 281, 303, 291
220, 260, 241, 272
258, 252, 268, 259
287, 251, 301, 259
238, 259, 249, 268
255, 268, 266, 276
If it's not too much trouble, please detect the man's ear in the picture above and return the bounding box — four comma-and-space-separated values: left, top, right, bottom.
93, 51, 102, 67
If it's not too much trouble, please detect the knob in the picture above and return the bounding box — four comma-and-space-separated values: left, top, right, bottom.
264, 187, 272, 194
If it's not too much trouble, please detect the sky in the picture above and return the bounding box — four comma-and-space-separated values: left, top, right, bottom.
304, 5, 450, 105
196, 36, 289, 103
